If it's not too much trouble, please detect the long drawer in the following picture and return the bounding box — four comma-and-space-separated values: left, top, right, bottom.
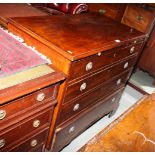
68, 42, 143, 80
58, 69, 130, 125
64, 56, 136, 103
53, 89, 124, 151
0, 85, 57, 125
0, 108, 53, 151
9, 129, 48, 152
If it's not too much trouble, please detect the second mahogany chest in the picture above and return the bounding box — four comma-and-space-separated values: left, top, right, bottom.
0, 65, 65, 152
7, 13, 146, 151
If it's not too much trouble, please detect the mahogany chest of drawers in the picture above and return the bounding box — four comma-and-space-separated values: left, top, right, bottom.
0, 65, 64, 152
7, 13, 146, 151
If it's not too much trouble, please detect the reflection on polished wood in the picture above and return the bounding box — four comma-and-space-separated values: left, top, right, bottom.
80, 93, 155, 152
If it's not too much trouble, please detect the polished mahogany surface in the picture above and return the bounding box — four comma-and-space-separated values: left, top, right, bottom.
80, 93, 155, 152
8, 13, 146, 61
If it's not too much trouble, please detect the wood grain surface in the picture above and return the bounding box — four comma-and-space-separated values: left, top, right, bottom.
8, 13, 146, 61
80, 93, 155, 152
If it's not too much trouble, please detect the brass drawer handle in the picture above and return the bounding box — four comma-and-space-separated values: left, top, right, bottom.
73, 104, 80, 111
33, 120, 40, 128
124, 62, 129, 69
86, 62, 93, 71
30, 139, 38, 147
113, 53, 117, 57
97, 52, 102, 56
0, 110, 6, 120
116, 79, 121, 85
36, 93, 45, 102
112, 98, 116, 102
80, 83, 87, 91
99, 9, 106, 15
69, 126, 75, 133
134, 40, 137, 44
136, 15, 143, 21
56, 127, 62, 133
130, 46, 135, 54
0, 139, 5, 148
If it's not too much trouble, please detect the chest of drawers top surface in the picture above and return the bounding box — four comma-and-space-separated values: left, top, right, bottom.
0, 65, 65, 105
8, 13, 146, 61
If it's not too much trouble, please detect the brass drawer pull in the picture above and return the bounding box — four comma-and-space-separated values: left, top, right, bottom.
99, 9, 106, 15
97, 52, 102, 56
80, 83, 87, 91
0, 110, 6, 120
0, 139, 5, 148
69, 126, 75, 133
130, 46, 135, 54
86, 62, 93, 71
136, 15, 143, 21
30, 139, 38, 147
134, 40, 137, 44
112, 98, 116, 102
116, 79, 121, 85
56, 127, 62, 133
124, 62, 129, 69
33, 120, 40, 128
73, 104, 80, 111
113, 53, 117, 57
36, 93, 45, 102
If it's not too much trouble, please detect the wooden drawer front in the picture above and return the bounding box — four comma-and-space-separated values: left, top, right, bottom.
29, 143, 45, 152
0, 108, 52, 151
53, 90, 123, 151
65, 56, 136, 103
0, 85, 57, 123
58, 70, 130, 125
88, 4, 119, 19
9, 129, 48, 152
88, 4, 126, 21
69, 42, 142, 81
122, 5, 155, 33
